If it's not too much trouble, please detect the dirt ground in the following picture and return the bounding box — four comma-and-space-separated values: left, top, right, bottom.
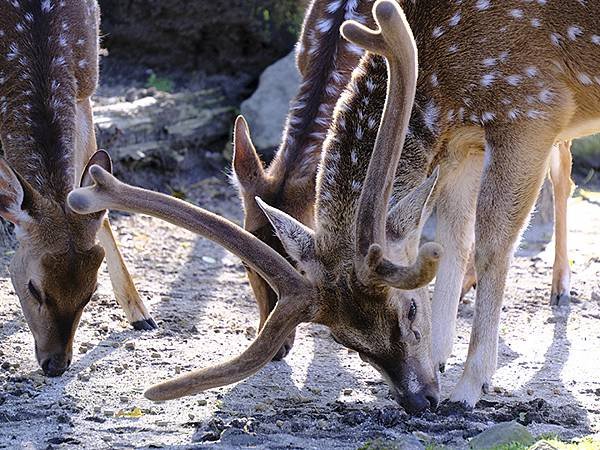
0, 176, 599, 450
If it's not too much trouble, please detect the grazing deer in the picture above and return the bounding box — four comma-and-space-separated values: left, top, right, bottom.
0, 0, 155, 377
232, 0, 377, 360
69, 1, 446, 414
460, 140, 575, 306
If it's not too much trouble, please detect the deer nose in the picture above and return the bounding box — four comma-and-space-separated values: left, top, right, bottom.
396, 388, 439, 414
41, 356, 71, 377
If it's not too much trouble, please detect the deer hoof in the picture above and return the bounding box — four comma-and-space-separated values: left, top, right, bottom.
272, 342, 292, 361
132, 317, 158, 331
550, 292, 570, 307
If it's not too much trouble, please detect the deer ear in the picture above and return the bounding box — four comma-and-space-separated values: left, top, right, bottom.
0, 159, 36, 226
232, 116, 266, 193
80, 150, 113, 187
387, 167, 440, 242
255, 197, 316, 269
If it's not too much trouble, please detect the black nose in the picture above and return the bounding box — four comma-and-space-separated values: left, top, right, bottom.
396, 388, 439, 414
41, 356, 71, 377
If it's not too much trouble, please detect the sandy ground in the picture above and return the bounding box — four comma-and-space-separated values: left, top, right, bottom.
0, 176, 599, 450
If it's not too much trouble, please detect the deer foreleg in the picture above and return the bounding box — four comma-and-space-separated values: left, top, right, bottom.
451, 128, 555, 407
549, 140, 573, 306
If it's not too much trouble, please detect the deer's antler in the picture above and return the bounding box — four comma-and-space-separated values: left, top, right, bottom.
67, 165, 316, 399
342, 0, 441, 289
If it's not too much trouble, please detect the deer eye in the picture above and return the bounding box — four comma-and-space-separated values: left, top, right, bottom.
28, 281, 43, 304
408, 299, 417, 322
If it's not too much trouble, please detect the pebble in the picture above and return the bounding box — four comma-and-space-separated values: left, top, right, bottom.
115, 366, 124, 374
276, 420, 284, 428
125, 342, 135, 351
78, 373, 91, 382
197, 399, 207, 406
103, 410, 115, 417
343, 388, 353, 396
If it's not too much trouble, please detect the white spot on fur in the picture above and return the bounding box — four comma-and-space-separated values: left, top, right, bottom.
475, 0, 490, 10
524, 66, 539, 77
424, 100, 440, 132
509, 9, 523, 19
449, 12, 461, 26
41, 0, 53, 12
481, 73, 496, 87
578, 73, 593, 85
505, 74, 522, 86
567, 26, 583, 41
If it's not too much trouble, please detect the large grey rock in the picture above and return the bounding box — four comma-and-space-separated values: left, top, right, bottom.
469, 421, 534, 450
240, 51, 301, 156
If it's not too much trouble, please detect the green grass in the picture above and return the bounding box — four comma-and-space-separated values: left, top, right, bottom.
359, 437, 600, 450
145, 73, 174, 93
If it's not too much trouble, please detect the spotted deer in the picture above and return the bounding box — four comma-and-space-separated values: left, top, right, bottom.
69, 1, 446, 414
232, 0, 377, 360
0, 0, 155, 377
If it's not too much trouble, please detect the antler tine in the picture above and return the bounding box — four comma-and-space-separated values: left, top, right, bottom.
145, 296, 311, 400
67, 165, 310, 298
342, 1, 422, 285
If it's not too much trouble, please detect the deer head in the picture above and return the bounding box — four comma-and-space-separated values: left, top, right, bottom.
68, 0, 442, 413
0, 152, 110, 376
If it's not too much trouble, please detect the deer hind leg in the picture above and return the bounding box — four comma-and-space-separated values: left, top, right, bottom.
549, 140, 573, 306
450, 128, 555, 407
431, 155, 481, 373
97, 218, 157, 330
460, 250, 477, 301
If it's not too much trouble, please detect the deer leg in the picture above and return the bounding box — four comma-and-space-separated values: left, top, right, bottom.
97, 218, 157, 330
431, 157, 481, 373
549, 141, 573, 306
460, 251, 477, 301
450, 131, 554, 407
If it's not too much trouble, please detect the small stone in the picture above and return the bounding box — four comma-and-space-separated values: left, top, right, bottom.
317, 419, 327, 429
79, 345, 88, 354
77, 373, 90, 382
469, 421, 534, 449
343, 388, 353, 396
202, 256, 216, 264
119, 396, 129, 403
125, 342, 135, 351
527, 388, 533, 395
197, 399, 207, 406
151, 352, 161, 359
103, 410, 115, 417
175, 365, 181, 374
114, 366, 124, 374
553, 387, 561, 395
276, 420, 284, 428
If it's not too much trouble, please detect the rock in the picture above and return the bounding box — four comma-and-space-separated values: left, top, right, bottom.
98, 0, 304, 77
94, 90, 235, 187
363, 437, 425, 450
240, 51, 301, 156
469, 421, 534, 449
